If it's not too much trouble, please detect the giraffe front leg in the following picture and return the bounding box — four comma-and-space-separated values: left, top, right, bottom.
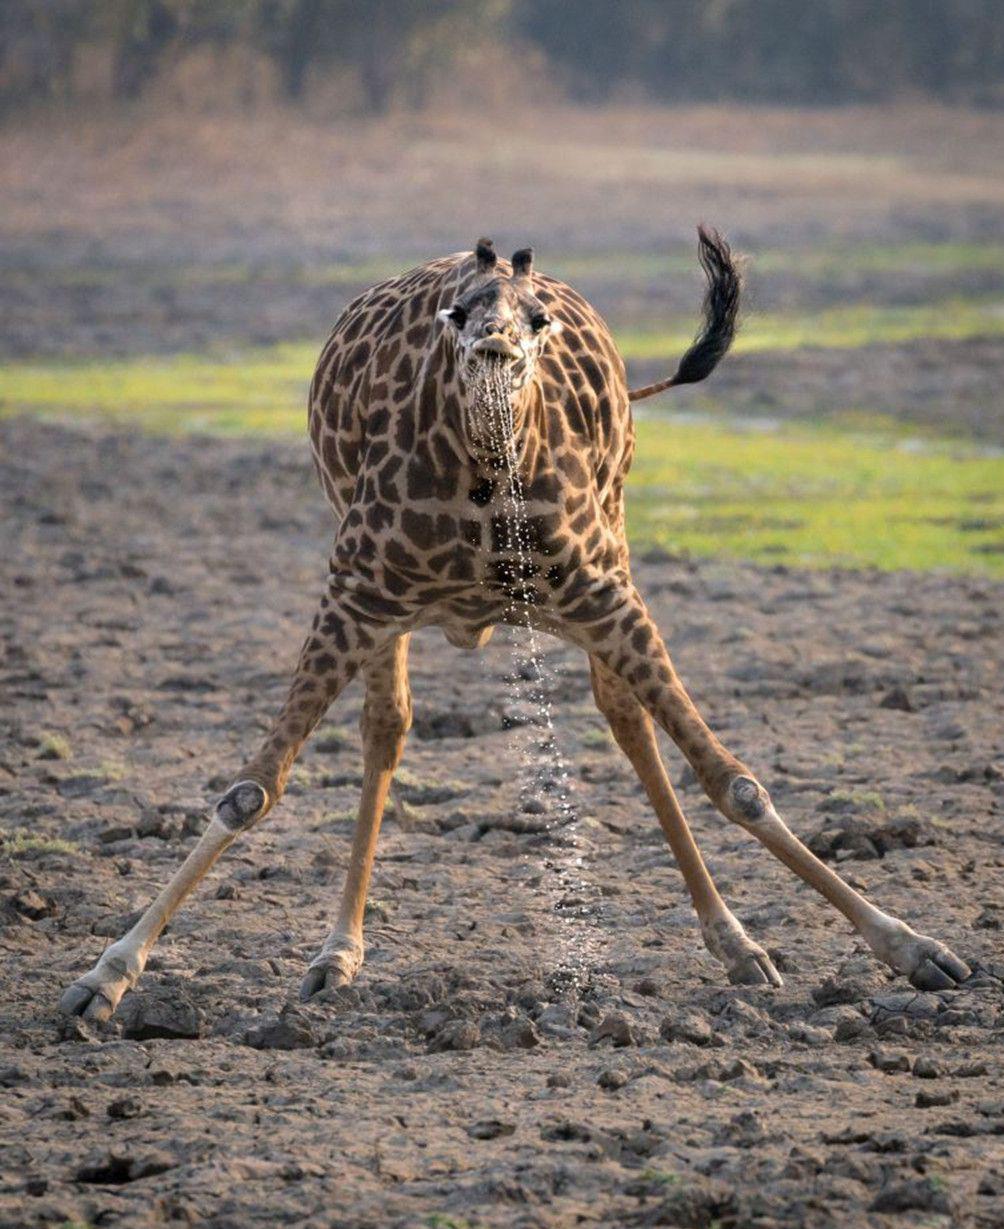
589, 656, 781, 986
300, 635, 412, 1001
60, 587, 398, 1022
563, 580, 970, 992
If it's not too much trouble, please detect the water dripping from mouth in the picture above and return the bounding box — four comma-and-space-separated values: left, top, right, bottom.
470, 355, 604, 1001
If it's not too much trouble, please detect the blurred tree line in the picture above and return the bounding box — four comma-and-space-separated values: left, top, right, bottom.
3, 0, 1003, 114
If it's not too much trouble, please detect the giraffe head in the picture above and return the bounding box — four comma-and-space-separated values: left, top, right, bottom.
437, 238, 562, 434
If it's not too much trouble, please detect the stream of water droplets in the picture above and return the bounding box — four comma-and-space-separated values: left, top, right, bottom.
472, 357, 605, 993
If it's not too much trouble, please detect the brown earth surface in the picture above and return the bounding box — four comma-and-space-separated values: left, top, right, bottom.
2, 418, 1003, 1228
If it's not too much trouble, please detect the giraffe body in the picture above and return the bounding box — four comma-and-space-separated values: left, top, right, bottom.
59, 231, 971, 1022
306, 251, 631, 645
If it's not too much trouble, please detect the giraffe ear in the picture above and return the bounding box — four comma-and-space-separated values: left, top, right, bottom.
511, 247, 533, 279
475, 237, 497, 275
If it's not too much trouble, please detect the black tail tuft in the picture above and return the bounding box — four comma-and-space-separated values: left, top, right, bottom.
628, 225, 742, 402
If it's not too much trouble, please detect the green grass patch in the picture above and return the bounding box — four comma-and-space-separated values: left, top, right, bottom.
629, 416, 1004, 573
618, 298, 1004, 360
0, 829, 80, 859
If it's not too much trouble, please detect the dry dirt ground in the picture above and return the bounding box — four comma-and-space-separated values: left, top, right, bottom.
2, 419, 1004, 1228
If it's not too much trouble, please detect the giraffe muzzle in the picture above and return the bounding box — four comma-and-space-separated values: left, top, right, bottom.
473, 334, 520, 360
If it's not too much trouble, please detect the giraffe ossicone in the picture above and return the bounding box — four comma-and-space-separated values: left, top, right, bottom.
59, 228, 970, 1023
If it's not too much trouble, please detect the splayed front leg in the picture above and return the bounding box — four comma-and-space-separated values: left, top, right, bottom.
60, 793, 262, 1021
300, 636, 412, 1003
562, 581, 970, 993
588, 655, 781, 989
60, 586, 399, 1021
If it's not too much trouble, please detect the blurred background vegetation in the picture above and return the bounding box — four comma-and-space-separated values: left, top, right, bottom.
2, 2, 1004, 573
3, 0, 1004, 116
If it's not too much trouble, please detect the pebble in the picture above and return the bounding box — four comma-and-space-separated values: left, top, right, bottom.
589, 1012, 638, 1048
869, 1177, 954, 1215
120, 991, 202, 1041
499, 1018, 541, 1051
245, 1013, 317, 1051
467, 1119, 515, 1139
597, 1068, 629, 1090
916, 1088, 959, 1108
107, 1096, 143, 1119
660, 1012, 715, 1046
868, 1050, 912, 1073
912, 1055, 941, 1079
9, 889, 52, 920
428, 1020, 480, 1052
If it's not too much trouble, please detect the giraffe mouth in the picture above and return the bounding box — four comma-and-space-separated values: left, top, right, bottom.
473, 335, 521, 361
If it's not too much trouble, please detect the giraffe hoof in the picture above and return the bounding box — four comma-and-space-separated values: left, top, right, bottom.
299, 940, 363, 1002
299, 962, 354, 1002
702, 917, 784, 988
59, 946, 138, 1022
867, 920, 970, 990
726, 948, 784, 988
905, 941, 971, 992
59, 975, 124, 1022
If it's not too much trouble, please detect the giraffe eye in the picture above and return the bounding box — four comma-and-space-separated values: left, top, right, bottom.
530, 312, 549, 332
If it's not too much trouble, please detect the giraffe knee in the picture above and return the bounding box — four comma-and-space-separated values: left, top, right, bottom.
361, 693, 412, 762
215, 780, 270, 831
725, 775, 771, 827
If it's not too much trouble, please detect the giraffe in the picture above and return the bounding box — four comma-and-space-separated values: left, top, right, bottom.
60, 229, 970, 1021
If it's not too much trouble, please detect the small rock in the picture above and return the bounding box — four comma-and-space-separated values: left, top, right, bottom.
246, 1013, 317, 1051
107, 1097, 143, 1119
467, 1119, 515, 1140
76, 1149, 175, 1184
98, 824, 136, 844
916, 1088, 959, 1108
787, 1023, 832, 1046
136, 813, 173, 840
879, 686, 916, 712
868, 1049, 912, 1073
870, 992, 942, 1024
0, 1065, 32, 1087
215, 881, 240, 900
120, 991, 202, 1041
834, 1015, 870, 1042
499, 1018, 541, 1051
913, 1055, 942, 1079
546, 1072, 571, 1089
869, 1177, 954, 1215
694, 1057, 761, 1083
10, 889, 53, 920
660, 1012, 714, 1046
597, 1068, 629, 1090
536, 1004, 577, 1035
955, 1061, 988, 1078
590, 1012, 638, 1047
57, 1016, 92, 1044
429, 1019, 480, 1052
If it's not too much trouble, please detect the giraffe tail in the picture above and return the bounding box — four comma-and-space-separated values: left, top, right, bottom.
627, 225, 742, 402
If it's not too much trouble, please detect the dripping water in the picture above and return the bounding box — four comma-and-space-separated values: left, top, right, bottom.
471, 355, 605, 995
